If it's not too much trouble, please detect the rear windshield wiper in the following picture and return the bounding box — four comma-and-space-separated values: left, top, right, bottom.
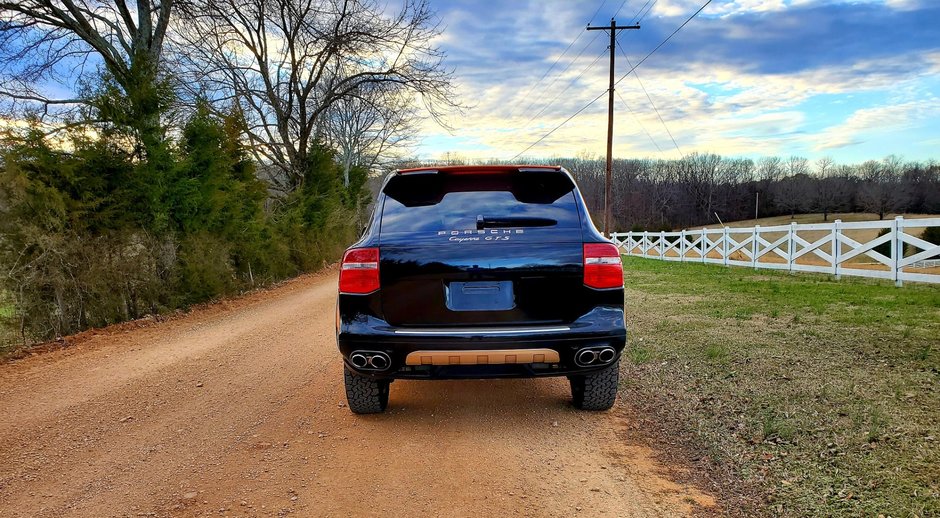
476, 215, 557, 229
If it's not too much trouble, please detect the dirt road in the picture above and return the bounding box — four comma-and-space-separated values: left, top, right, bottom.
0, 269, 714, 517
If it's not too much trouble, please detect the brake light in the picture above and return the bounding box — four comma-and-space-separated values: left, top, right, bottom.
339, 248, 380, 294
583, 243, 623, 289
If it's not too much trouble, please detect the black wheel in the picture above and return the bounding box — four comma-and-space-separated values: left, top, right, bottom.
343, 366, 390, 414
569, 361, 619, 411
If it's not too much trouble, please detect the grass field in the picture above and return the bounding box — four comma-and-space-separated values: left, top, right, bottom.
619, 257, 940, 516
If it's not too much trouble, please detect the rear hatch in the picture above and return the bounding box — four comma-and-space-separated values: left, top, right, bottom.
378, 169, 585, 327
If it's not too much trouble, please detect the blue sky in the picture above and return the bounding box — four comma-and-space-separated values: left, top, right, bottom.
419, 0, 940, 163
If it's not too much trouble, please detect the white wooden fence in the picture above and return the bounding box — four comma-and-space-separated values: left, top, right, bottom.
610, 216, 940, 286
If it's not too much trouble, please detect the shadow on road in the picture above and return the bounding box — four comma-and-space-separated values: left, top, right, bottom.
375, 377, 578, 419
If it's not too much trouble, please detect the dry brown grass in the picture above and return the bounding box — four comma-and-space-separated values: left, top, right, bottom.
619, 257, 940, 517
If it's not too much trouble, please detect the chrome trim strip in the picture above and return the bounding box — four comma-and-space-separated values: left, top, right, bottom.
393, 326, 570, 336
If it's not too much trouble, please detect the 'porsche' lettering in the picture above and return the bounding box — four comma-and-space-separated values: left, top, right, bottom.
437, 229, 525, 236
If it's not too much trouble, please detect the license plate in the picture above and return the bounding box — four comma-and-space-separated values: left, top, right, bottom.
445, 281, 515, 311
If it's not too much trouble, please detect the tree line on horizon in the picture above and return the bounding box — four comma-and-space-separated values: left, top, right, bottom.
564, 154, 940, 231
415, 153, 940, 231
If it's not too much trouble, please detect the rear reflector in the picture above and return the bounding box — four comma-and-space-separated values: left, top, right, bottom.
583, 243, 623, 289
339, 248, 380, 294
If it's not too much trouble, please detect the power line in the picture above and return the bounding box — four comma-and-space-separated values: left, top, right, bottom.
629, 0, 653, 23
588, 0, 610, 25
616, 37, 683, 156
509, 0, 608, 119
510, 91, 608, 161
614, 0, 713, 88
522, 49, 608, 128
612, 0, 630, 19
515, 31, 603, 120
509, 36, 585, 119
511, 0, 712, 161
615, 89, 664, 155
635, 0, 658, 23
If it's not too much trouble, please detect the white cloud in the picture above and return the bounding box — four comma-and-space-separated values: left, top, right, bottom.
418, 48, 938, 161
812, 99, 940, 150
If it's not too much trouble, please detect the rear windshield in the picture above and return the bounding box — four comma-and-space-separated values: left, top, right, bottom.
380, 171, 581, 233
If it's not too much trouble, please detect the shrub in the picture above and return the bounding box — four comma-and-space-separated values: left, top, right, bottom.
873, 228, 892, 258
911, 225, 940, 256
922, 225, 940, 245
0, 108, 362, 348
177, 232, 236, 305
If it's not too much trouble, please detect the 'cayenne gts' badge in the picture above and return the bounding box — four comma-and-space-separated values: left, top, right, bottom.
437, 229, 524, 235
438, 229, 523, 243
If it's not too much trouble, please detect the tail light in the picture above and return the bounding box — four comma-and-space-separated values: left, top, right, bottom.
583, 243, 623, 289
339, 248, 380, 294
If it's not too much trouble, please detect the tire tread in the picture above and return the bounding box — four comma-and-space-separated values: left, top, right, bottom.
570, 361, 619, 411
344, 366, 389, 414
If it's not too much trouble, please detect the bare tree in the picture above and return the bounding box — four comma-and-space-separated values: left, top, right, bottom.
766, 156, 810, 219
811, 158, 848, 221
0, 0, 174, 129
900, 159, 940, 214
173, 0, 457, 193
321, 84, 419, 186
678, 152, 724, 224
784, 155, 810, 177
773, 177, 810, 219
754, 156, 782, 218
857, 156, 906, 219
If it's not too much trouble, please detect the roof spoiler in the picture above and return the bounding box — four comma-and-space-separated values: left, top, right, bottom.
396, 165, 562, 175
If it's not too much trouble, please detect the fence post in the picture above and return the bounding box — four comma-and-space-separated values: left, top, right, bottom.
701, 230, 707, 263
680, 230, 686, 262
752, 225, 760, 269
788, 222, 796, 273
723, 227, 729, 267
643, 231, 649, 257
660, 230, 665, 258
894, 216, 903, 287
832, 219, 841, 280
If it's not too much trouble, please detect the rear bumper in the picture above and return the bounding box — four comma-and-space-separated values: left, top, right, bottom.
337, 306, 626, 379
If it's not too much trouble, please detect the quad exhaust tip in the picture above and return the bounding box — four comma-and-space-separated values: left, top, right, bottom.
349, 351, 391, 371
576, 349, 597, 366
350, 353, 369, 369
368, 353, 389, 370
575, 346, 617, 367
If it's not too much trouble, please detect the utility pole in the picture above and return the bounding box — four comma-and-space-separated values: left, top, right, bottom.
587, 19, 639, 236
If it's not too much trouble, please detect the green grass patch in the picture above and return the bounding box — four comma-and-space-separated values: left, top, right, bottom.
704, 343, 730, 362
620, 257, 940, 516
0, 293, 17, 354
626, 344, 653, 364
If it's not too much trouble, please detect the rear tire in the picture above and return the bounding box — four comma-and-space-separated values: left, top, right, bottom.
344, 366, 390, 414
569, 361, 619, 411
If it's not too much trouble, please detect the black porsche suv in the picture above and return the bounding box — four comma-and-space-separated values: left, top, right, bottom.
336, 165, 626, 413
